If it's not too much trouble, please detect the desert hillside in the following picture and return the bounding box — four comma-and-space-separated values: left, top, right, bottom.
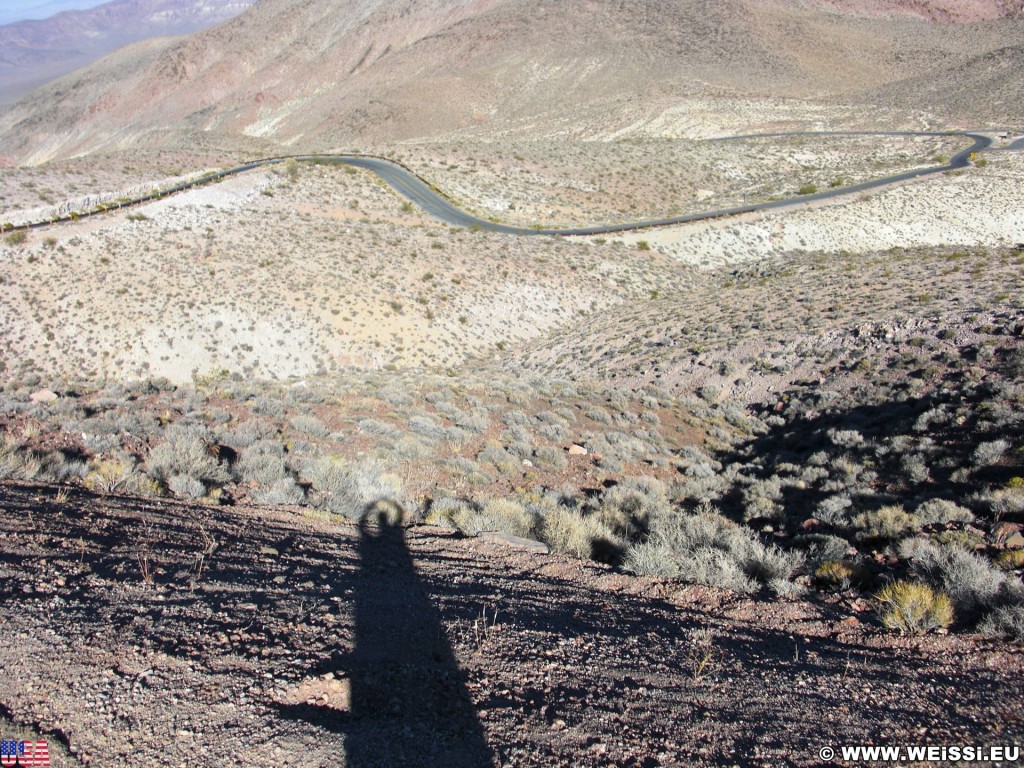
2, 0, 1023, 163
0, 0, 256, 106
0, 0, 1022, 765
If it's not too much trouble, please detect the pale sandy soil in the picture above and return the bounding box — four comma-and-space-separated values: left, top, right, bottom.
616, 152, 1024, 267
0, 163, 689, 384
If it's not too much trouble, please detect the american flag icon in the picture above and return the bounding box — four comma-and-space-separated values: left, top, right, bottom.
0, 740, 50, 767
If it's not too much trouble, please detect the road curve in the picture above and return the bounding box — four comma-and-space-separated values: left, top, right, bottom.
3, 130, 1021, 237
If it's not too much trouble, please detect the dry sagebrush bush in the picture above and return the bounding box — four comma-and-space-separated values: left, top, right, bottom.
876, 580, 954, 634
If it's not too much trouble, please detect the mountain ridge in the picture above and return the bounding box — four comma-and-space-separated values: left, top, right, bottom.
1, 0, 1022, 164
0, 0, 255, 106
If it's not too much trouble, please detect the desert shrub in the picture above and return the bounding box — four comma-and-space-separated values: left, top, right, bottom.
359, 419, 403, 440
250, 396, 286, 418
449, 498, 538, 538
741, 476, 784, 523
814, 560, 869, 589
409, 415, 446, 442
876, 581, 954, 634
36, 450, 86, 483
252, 477, 305, 505
996, 550, 1024, 571
304, 457, 403, 519
82, 433, 120, 453
815, 495, 853, 525
625, 508, 803, 593
797, 533, 852, 565
901, 453, 929, 483
168, 474, 206, 499
979, 605, 1024, 641
455, 408, 490, 433
476, 444, 519, 474
237, 441, 288, 485
624, 540, 684, 579
379, 387, 413, 407
537, 423, 570, 442
0, 438, 41, 482
853, 504, 920, 544
914, 498, 975, 526
424, 496, 474, 528
445, 456, 482, 475
219, 419, 274, 449
533, 445, 567, 470
829, 429, 864, 448
392, 436, 432, 460
290, 414, 329, 438
596, 477, 668, 539
972, 439, 1009, 466
985, 486, 1024, 518
584, 407, 613, 425
541, 504, 621, 560
145, 424, 230, 491
84, 457, 160, 496
900, 539, 1023, 620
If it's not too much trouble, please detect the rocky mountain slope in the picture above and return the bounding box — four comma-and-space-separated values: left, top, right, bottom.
0, 0, 255, 107
1, 0, 1022, 164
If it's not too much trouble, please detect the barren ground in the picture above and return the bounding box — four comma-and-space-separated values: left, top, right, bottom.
2, 482, 1021, 767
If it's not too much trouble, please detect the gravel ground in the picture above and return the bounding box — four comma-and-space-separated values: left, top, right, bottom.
1, 482, 1021, 767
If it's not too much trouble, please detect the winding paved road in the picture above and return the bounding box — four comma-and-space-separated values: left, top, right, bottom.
4, 129, 1022, 236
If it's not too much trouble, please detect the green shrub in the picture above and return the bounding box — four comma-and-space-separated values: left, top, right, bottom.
625, 507, 803, 593
145, 424, 230, 491
448, 498, 538, 538
899, 539, 1021, 620
814, 559, 869, 589
253, 477, 305, 506
876, 580, 954, 634
853, 504, 920, 544
542, 505, 620, 560
979, 605, 1024, 641
304, 457, 402, 519
84, 457, 160, 496
3, 231, 26, 246
596, 477, 668, 539
798, 184, 818, 195
995, 550, 1024, 571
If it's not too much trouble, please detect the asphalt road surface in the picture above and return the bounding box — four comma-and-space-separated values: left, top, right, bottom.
5, 130, 1021, 236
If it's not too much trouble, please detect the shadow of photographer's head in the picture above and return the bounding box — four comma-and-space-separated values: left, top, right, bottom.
358, 497, 408, 530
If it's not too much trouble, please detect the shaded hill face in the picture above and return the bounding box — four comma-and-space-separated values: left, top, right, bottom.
1, 0, 1022, 164
0, 0, 256, 107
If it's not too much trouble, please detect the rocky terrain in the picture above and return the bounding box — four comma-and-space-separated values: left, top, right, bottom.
2, 483, 1021, 767
2, 0, 1024, 164
0, 0, 1022, 764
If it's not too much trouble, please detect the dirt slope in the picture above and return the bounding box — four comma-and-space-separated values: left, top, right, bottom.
1, 482, 1020, 766
0, 0, 256, 106
2, 0, 1022, 163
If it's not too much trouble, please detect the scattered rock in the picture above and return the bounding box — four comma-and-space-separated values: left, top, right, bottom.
477, 530, 550, 554
567, 444, 588, 456
29, 389, 58, 403
991, 522, 1024, 547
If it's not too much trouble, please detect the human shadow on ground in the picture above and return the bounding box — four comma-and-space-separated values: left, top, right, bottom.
275, 513, 495, 768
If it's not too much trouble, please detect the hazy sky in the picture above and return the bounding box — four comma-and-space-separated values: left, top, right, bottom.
0, 0, 111, 25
